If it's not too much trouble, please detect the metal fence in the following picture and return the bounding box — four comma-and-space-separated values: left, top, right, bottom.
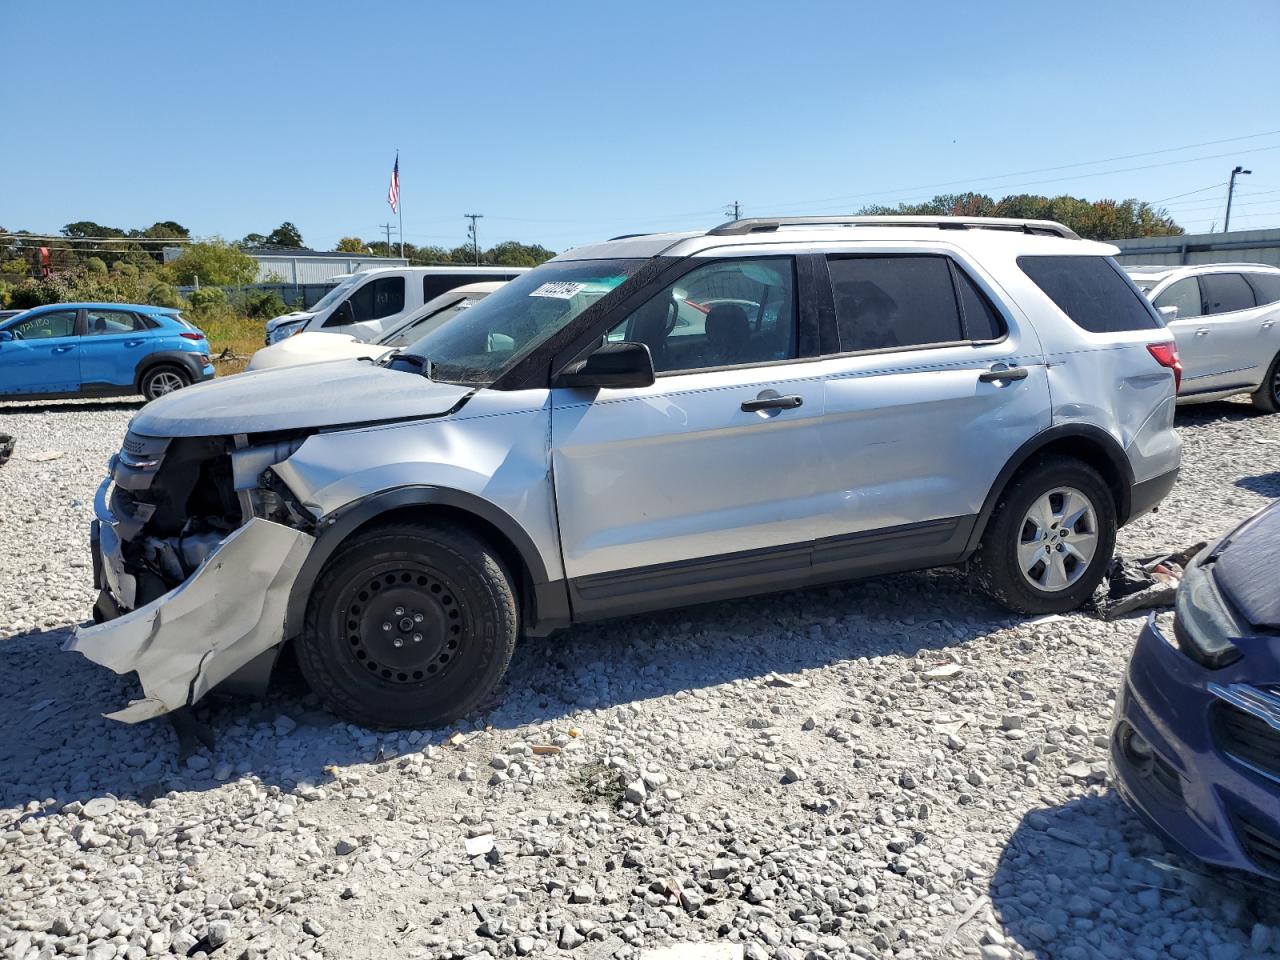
1111, 228, 1280, 267
175, 282, 336, 310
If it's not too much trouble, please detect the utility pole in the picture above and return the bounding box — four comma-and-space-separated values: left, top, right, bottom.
725, 201, 742, 221
1224, 165, 1252, 233
464, 213, 484, 265
379, 222, 395, 256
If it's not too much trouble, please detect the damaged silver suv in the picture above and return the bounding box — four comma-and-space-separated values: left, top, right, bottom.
70, 216, 1183, 728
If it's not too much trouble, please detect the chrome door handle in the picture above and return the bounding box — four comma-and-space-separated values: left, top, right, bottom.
1263, 320, 1276, 329
1195, 328, 1210, 336
52, 345, 76, 353
741, 394, 803, 412
125, 339, 145, 346
979, 365, 1028, 383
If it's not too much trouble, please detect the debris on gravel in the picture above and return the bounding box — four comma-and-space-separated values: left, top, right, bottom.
2, 397, 1278, 960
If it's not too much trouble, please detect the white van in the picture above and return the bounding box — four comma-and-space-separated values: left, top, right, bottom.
263, 266, 529, 344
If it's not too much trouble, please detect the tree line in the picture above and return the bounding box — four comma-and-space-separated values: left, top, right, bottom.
855, 193, 1184, 240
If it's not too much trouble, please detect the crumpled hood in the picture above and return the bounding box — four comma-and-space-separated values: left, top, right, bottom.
1212, 501, 1280, 631
129, 360, 471, 438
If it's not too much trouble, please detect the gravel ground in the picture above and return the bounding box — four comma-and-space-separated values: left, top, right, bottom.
1, 396, 1278, 960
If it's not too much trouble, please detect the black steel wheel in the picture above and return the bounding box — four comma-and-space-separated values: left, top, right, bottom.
298, 521, 518, 728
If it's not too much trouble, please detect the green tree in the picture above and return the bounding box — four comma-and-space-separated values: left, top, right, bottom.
62, 221, 124, 239
408, 245, 452, 265
240, 232, 269, 248
85, 256, 108, 275
265, 222, 304, 248
489, 240, 556, 266
449, 243, 485, 265
165, 239, 258, 286
335, 236, 367, 253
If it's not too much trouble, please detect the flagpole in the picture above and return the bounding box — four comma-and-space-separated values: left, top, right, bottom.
397, 149, 404, 259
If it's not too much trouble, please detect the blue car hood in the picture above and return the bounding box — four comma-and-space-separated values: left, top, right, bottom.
129, 360, 471, 438
1213, 501, 1280, 632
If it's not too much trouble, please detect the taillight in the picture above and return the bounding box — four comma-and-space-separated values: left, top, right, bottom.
180, 331, 206, 342
1147, 341, 1182, 393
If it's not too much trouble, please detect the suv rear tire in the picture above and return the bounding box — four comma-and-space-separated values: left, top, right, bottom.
140, 364, 191, 401
971, 456, 1117, 614
1250, 352, 1280, 413
298, 521, 518, 729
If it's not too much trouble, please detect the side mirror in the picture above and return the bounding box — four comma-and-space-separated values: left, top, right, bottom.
555, 341, 655, 389
0, 330, 12, 343
1158, 305, 1178, 320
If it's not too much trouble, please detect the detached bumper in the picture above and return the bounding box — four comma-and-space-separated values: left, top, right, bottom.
67, 474, 314, 723
1110, 615, 1280, 881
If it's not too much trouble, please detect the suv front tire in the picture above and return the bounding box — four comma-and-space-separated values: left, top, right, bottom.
971, 456, 1117, 614
298, 521, 518, 728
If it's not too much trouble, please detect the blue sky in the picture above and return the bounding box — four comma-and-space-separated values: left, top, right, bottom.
4, 0, 1279, 252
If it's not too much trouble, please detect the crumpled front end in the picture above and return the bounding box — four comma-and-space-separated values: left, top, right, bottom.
67, 430, 318, 722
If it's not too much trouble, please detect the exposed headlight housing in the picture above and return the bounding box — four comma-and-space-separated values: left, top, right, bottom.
1174, 551, 1245, 669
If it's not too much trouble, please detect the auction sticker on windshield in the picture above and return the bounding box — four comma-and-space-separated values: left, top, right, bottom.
530, 281, 586, 299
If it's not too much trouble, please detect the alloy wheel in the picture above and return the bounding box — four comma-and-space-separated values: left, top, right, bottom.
150, 371, 185, 396
1017, 486, 1099, 592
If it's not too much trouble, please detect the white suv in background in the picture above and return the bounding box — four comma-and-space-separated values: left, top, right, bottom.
72, 216, 1182, 729
1126, 263, 1280, 411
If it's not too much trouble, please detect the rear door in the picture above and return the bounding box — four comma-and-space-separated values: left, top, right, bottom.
811, 249, 1050, 576
0, 308, 82, 396
551, 254, 827, 618
79, 308, 154, 389
1192, 272, 1263, 392
1152, 276, 1220, 389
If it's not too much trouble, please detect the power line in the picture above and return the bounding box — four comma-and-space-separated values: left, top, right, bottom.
1151, 182, 1230, 205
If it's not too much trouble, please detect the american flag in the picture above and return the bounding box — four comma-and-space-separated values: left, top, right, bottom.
387, 153, 400, 214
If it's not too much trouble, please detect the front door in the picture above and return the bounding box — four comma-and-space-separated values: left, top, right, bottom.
812, 251, 1051, 575
550, 255, 827, 618
0, 308, 82, 396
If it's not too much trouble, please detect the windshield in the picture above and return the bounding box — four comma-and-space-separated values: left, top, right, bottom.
396, 259, 645, 385
307, 274, 364, 314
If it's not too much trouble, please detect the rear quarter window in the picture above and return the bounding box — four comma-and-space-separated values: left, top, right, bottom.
1247, 272, 1280, 306
1018, 255, 1160, 333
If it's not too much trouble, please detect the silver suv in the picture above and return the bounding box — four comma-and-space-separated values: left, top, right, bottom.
1126, 262, 1280, 411
69, 216, 1183, 728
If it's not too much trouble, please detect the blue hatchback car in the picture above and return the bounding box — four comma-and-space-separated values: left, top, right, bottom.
0, 302, 214, 402
1111, 500, 1280, 882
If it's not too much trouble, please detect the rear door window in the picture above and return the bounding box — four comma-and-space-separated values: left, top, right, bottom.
1153, 278, 1203, 319
827, 255, 964, 352
1018, 255, 1160, 333
1201, 273, 1255, 315
84, 309, 147, 335
954, 267, 1006, 341
1246, 273, 1280, 306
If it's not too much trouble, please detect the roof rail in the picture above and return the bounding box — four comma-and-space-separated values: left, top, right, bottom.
607, 232, 654, 241
707, 215, 1082, 241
